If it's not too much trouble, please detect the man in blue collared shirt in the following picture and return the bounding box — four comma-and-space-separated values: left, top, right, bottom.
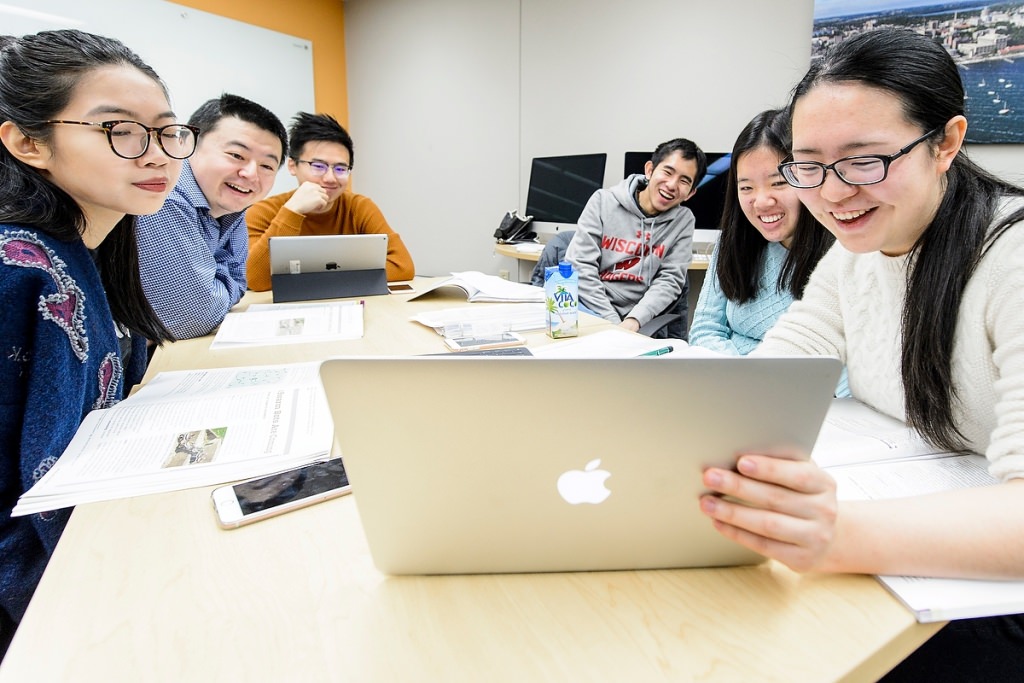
136, 94, 287, 339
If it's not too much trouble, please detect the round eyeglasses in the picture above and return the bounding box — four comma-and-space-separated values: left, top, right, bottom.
40, 120, 200, 160
778, 127, 941, 189
295, 159, 352, 177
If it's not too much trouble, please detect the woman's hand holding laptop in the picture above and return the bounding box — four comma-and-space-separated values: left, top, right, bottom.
700, 450, 840, 573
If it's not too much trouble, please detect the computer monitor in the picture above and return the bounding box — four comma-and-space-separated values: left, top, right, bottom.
525, 153, 607, 238
623, 151, 732, 231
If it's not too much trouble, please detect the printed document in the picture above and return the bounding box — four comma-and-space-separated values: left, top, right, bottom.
811, 398, 946, 468
836, 451, 1024, 623
210, 301, 364, 349
14, 362, 333, 515
410, 303, 547, 337
815, 399, 1021, 622
875, 574, 1024, 623
531, 329, 714, 358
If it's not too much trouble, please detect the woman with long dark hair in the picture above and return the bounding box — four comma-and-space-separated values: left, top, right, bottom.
699, 28, 1024, 678
689, 108, 834, 356
0, 29, 192, 656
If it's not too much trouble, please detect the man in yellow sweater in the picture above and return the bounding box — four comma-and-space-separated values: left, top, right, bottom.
245, 113, 415, 291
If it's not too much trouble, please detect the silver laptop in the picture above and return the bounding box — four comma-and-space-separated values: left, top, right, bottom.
319, 356, 840, 574
269, 234, 387, 276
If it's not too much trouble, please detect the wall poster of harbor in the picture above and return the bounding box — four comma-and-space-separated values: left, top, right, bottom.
813, 2, 1024, 143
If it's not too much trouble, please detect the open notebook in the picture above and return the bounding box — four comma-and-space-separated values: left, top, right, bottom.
268, 234, 389, 302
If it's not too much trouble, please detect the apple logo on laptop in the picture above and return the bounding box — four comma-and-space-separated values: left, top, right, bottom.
557, 459, 611, 504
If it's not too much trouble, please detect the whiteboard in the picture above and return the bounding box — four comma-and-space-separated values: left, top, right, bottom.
0, 0, 315, 194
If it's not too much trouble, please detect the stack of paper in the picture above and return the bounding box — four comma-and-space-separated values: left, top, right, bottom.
210, 301, 363, 349
811, 398, 945, 468
409, 271, 544, 303
814, 398, 1022, 623
877, 574, 1024, 623
410, 303, 547, 337
531, 330, 714, 358
14, 362, 333, 515
515, 243, 545, 254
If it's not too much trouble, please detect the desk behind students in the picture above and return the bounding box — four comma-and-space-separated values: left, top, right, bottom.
0, 279, 941, 682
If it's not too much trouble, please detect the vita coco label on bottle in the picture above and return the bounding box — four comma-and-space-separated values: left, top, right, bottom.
545, 261, 579, 339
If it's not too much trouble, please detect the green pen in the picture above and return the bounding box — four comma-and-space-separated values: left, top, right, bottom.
638, 346, 674, 357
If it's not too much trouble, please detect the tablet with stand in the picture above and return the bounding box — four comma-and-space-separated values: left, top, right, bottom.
269, 234, 389, 302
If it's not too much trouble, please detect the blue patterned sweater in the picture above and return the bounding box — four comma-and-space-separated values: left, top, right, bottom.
0, 225, 147, 625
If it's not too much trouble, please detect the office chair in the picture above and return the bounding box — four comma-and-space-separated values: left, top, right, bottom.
530, 231, 575, 287
639, 277, 688, 340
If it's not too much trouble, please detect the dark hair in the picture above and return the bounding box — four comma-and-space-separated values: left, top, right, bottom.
649, 137, 707, 188
790, 28, 1024, 451
288, 112, 353, 166
0, 29, 173, 342
715, 109, 833, 303
189, 93, 287, 160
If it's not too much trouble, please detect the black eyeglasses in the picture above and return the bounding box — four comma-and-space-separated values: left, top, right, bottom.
295, 159, 352, 177
40, 120, 200, 160
778, 127, 942, 189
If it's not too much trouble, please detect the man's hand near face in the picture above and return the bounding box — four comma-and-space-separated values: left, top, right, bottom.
283, 181, 331, 215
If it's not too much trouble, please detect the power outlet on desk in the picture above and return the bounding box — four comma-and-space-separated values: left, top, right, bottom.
498, 269, 510, 280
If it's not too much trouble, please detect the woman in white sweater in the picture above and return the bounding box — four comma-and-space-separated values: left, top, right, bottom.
698, 29, 1024, 679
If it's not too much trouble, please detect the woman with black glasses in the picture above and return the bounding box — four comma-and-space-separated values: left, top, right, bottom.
0, 30, 191, 658
699, 28, 1024, 679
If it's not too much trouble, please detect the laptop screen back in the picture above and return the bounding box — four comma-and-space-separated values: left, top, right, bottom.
319, 355, 840, 575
